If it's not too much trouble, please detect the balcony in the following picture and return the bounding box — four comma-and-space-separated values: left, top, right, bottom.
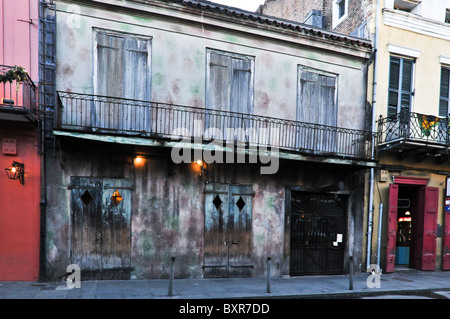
0, 65, 38, 123
377, 109, 450, 160
56, 91, 375, 161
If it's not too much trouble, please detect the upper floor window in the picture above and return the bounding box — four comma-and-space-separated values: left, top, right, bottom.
206, 49, 254, 115
445, 9, 450, 24
297, 66, 338, 151
297, 66, 337, 126
94, 29, 151, 101
439, 66, 450, 117
93, 29, 152, 131
332, 0, 348, 28
388, 56, 415, 117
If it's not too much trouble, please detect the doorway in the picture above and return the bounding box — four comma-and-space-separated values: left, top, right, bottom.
395, 185, 419, 268
289, 191, 347, 276
70, 177, 133, 280
386, 181, 438, 273
203, 183, 253, 278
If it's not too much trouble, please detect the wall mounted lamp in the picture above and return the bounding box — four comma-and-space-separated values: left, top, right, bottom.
196, 159, 207, 176
5, 161, 24, 185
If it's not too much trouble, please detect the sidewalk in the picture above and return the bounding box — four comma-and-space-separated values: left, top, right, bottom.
0, 268, 449, 299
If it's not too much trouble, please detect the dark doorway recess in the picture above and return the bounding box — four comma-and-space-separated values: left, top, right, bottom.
289, 191, 347, 276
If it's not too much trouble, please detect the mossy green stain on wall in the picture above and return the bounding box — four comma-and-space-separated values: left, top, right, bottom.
194, 50, 204, 70
269, 78, 277, 91
141, 236, 155, 258
266, 195, 275, 209
154, 72, 165, 86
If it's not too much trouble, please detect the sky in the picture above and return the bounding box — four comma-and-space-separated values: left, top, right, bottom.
209, 0, 266, 12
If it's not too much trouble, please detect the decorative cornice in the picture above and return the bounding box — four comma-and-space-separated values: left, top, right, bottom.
387, 43, 421, 58
383, 8, 450, 41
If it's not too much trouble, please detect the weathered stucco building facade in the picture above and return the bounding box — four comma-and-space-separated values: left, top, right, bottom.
41, 0, 375, 280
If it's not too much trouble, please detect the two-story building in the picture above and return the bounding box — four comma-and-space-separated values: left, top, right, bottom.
261, 0, 450, 273
40, 0, 375, 280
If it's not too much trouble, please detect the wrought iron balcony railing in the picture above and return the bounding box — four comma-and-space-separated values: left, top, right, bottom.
377, 109, 450, 148
0, 65, 37, 116
56, 91, 375, 160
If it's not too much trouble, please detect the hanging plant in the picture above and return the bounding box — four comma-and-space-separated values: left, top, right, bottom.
0, 66, 28, 91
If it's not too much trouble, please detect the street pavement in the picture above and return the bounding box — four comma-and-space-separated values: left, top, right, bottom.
0, 268, 449, 300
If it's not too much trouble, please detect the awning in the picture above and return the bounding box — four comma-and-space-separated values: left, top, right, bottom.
53, 130, 377, 168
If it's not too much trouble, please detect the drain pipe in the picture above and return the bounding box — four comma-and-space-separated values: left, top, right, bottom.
366, 0, 381, 271
376, 202, 384, 268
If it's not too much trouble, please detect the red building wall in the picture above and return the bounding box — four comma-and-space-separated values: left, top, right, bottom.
0, 0, 40, 281
0, 129, 41, 281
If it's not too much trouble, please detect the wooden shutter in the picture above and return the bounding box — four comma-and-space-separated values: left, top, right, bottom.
230, 58, 252, 114
297, 69, 337, 152
385, 184, 398, 273
416, 186, 438, 271
96, 32, 124, 98
208, 52, 231, 113
400, 59, 413, 109
440, 67, 450, 117
123, 37, 151, 132
206, 51, 254, 139
388, 57, 414, 117
388, 57, 400, 117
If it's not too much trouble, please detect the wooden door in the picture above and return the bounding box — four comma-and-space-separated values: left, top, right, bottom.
203, 183, 230, 278
228, 185, 253, 277
101, 179, 132, 279
203, 183, 253, 278
71, 177, 103, 278
415, 186, 438, 271
70, 177, 132, 280
385, 184, 398, 273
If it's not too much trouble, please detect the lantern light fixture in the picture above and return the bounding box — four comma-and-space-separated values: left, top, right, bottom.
5, 161, 24, 185
196, 159, 207, 176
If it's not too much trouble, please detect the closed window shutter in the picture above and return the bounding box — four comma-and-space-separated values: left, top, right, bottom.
388, 57, 414, 117
297, 69, 336, 126
209, 53, 231, 112
97, 33, 124, 98
440, 67, 450, 117
388, 58, 400, 117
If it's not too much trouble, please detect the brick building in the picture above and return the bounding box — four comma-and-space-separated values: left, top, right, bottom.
258, 0, 372, 38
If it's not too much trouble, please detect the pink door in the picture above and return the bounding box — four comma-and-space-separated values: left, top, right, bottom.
385, 184, 398, 273
416, 187, 438, 271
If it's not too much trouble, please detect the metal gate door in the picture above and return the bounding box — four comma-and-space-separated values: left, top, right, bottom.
290, 192, 347, 276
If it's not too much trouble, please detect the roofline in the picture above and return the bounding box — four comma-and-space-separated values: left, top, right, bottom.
159, 0, 373, 49
56, 0, 373, 53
